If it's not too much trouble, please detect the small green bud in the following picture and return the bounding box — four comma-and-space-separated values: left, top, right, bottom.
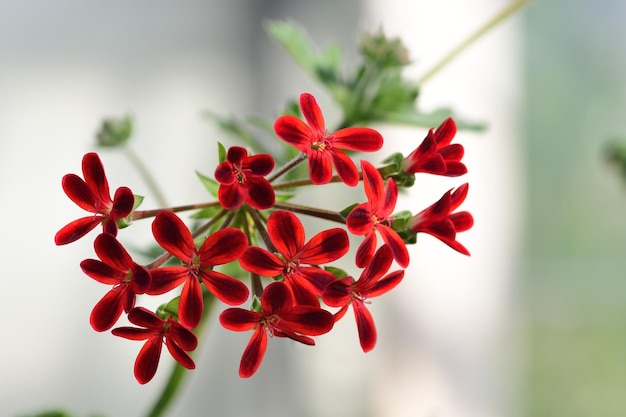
96, 115, 133, 147
359, 29, 410, 68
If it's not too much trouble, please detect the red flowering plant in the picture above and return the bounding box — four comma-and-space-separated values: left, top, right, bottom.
47, 14, 514, 417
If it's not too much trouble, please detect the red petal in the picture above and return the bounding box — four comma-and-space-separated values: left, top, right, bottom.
361, 160, 384, 205
296, 267, 337, 294
227, 146, 248, 164
55, 216, 102, 245
218, 182, 247, 209
167, 323, 198, 351
93, 233, 133, 270
381, 178, 398, 216
332, 127, 383, 152
198, 227, 248, 266
166, 339, 195, 370
322, 277, 353, 307
261, 282, 294, 316
299, 93, 326, 135
280, 306, 334, 335
451, 211, 474, 232
274, 115, 313, 151
330, 149, 359, 186
127, 307, 163, 329
239, 247, 284, 277
146, 266, 189, 295
129, 265, 151, 294
367, 270, 405, 298
62, 174, 98, 212
152, 211, 196, 262
214, 161, 236, 184
243, 154, 274, 176
283, 274, 321, 307
267, 210, 304, 260
354, 232, 377, 269
353, 301, 376, 352
245, 177, 275, 210
440, 143, 464, 160
82, 152, 111, 205
377, 225, 410, 268
307, 150, 333, 185
178, 276, 203, 329
298, 228, 349, 264
90, 286, 126, 331
80, 259, 120, 284
358, 245, 393, 287
239, 327, 267, 378
346, 204, 374, 236
200, 270, 249, 305
443, 161, 468, 177
111, 326, 152, 340
220, 308, 262, 331
134, 336, 162, 384
110, 187, 135, 218
433, 118, 457, 147
450, 183, 469, 211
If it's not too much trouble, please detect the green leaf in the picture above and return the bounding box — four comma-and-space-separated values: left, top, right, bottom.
196, 171, 219, 198
383, 107, 486, 131
217, 141, 227, 163
340, 203, 358, 219
157, 297, 180, 320
325, 266, 349, 279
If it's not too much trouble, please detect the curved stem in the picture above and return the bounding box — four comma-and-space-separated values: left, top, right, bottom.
416, 0, 532, 87
132, 202, 221, 221
273, 202, 346, 224
144, 291, 215, 417
123, 145, 169, 208
268, 153, 307, 183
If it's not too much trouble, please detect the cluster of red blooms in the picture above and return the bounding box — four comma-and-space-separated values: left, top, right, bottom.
55, 93, 473, 384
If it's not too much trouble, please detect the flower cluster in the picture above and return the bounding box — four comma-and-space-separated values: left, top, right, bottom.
56, 92, 473, 383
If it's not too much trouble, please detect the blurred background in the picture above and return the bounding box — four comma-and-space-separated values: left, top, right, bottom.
1, 0, 625, 416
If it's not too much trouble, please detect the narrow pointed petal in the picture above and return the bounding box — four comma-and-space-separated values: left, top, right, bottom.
93, 233, 132, 270
377, 225, 410, 268
330, 150, 359, 186
433, 118, 457, 146
381, 179, 398, 216
152, 211, 196, 262
62, 174, 98, 212
146, 266, 189, 295
110, 187, 135, 218
134, 336, 162, 384
283, 276, 320, 307
353, 301, 376, 352
361, 160, 384, 204
355, 232, 377, 269
333, 127, 383, 152
239, 327, 267, 378
198, 227, 247, 266
307, 150, 333, 184
90, 286, 126, 331
450, 183, 469, 211
200, 270, 249, 305
111, 326, 153, 340
267, 210, 304, 259
298, 228, 349, 264
322, 277, 353, 307
178, 277, 204, 329
299, 93, 326, 134
359, 245, 393, 286
245, 177, 275, 210
274, 115, 313, 151
239, 247, 284, 277
220, 308, 262, 331
166, 339, 196, 370
367, 270, 405, 298
55, 216, 102, 245
82, 152, 111, 204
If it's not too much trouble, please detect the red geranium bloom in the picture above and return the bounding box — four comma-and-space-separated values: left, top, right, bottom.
80, 233, 151, 332
239, 210, 349, 306
346, 160, 409, 268
214, 146, 275, 210
220, 281, 334, 378
148, 211, 249, 328
112, 307, 197, 384
322, 245, 404, 352
401, 118, 466, 177
55, 152, 135, 245
274, 92, 383, 186
407, 183, 473, 255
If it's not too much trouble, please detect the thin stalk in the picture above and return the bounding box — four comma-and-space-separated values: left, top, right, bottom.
416, 0, 532, 87
246, 207, 276, 253
132, 202, 221, 221
144, 291, 215, 417
273, 202, 346, 224
123, 145, 169, 208
273, 175, 342, 190
267, 153, 307, 183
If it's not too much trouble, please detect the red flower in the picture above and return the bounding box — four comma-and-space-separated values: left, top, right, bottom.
148, 211, 249, 328
219, 281, 334, 378
322, 245, 404, 352
80, 233, 151, 332
274, 92, 383, 186
214, 146, 275, 210
407, 183, 473, 255
401, 118, 466, 177
55, 152, 135, 245
239, 210, 349, 306
112, 307, 197, 384
346, 160, 409, 268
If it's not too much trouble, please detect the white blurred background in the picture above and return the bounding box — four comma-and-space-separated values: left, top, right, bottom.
2, 1, 625, 416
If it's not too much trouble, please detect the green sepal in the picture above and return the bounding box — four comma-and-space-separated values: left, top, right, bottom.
390, 210, 412, 233
382, 152, 404, 166
275, 193, 295, 202
324, 266, 348, 279
196, 171, 219, 198
96, 115, 133, 148
340, 203, 359, 219
217, 141, 227, 163
156, 297, 180, 320
116, 194, 144, 229
251, 295, 262, 312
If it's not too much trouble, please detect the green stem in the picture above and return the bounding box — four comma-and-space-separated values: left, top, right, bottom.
416, 0, 532, 87
273, 202, 346, 224
123, 145, 169, 208
144, 291, 215, 417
